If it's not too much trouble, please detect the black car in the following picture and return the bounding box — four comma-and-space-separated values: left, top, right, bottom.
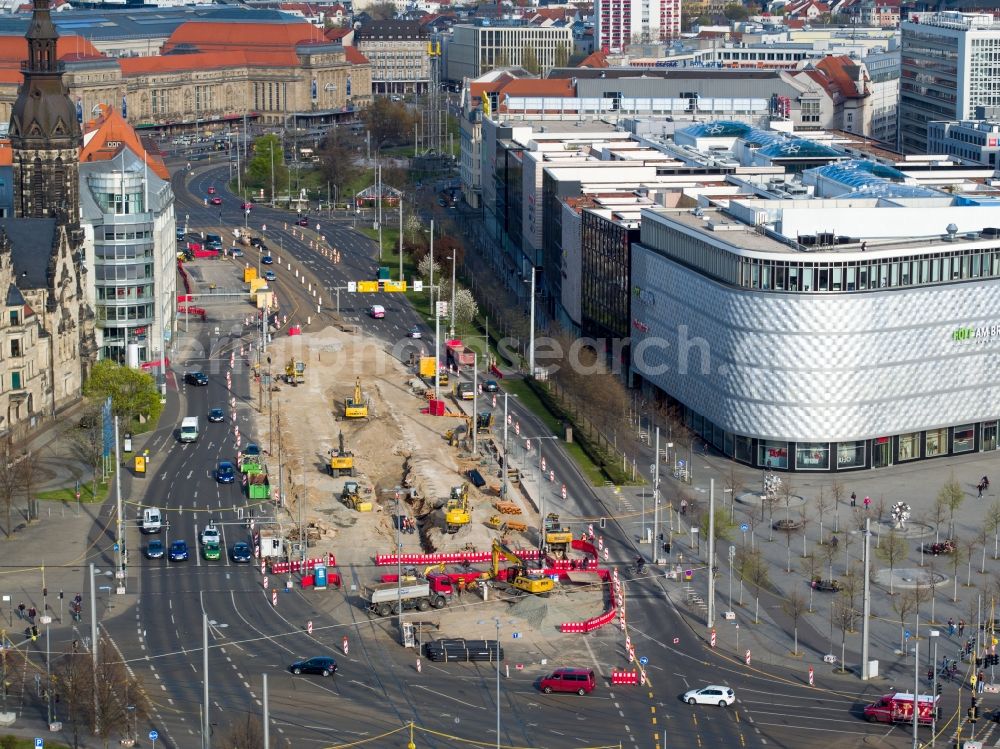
145, 539, 165, 559
296, 217, 310, 227
261, 255, 274, 265
185, 371, 208, 386
289, 656, 337, 677
245, 443, 261, 458
230, 541, 252, 563
208, 407, 225, 423
483, 380, 499, 393
250, 237, 263, 249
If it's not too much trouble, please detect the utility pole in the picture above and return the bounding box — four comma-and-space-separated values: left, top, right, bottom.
502, 392, 509, 500
434, 302, 442, 402
527, 267, 536, 377
398, 197, 403, 281
913, 629, 919, 749
202, 614, 210, 749
450, 252, 456, 337
429, 219, 435, 310
862, 516, 872, 679
653, 428, 660, 553
472, 354, 478, 455
262, 673, 270, 749
89, 563, 98, 736
707, 478, 716, 629
113, 417, 124, 585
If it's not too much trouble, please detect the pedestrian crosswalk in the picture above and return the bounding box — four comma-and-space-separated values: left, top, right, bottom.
684, 584, 708, 613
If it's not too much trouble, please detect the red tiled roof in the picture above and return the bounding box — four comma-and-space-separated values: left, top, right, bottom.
577, 50, 608, 68
815, 54, 867, 99
161, 20, 326, 54
0, 139, 12, 167
344, 46, 369, 64
325, 27, 350, 41
80, 104, 170, 180
0, 34, 102, 62
498, 78, 574, 98
120, 50, 301, 75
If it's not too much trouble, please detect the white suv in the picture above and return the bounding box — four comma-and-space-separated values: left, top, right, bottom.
201, 523, 220, 546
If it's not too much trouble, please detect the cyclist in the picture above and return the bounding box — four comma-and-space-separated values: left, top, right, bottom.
635, 555, 645, 574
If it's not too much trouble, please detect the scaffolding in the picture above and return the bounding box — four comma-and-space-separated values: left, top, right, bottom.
419, 40, 448, 156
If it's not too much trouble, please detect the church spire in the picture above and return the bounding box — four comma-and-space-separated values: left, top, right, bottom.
8, 0, 81, 220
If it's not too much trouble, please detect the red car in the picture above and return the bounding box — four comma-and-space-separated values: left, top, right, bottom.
296, 217, 309, 227
241, 202, 253, 211
210, 197, 222, 206
207, 186, 216, 194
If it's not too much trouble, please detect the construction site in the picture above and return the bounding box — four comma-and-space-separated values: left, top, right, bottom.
250, 325, 616, 640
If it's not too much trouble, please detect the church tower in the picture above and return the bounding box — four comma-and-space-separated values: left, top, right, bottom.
9, 0, 81, 223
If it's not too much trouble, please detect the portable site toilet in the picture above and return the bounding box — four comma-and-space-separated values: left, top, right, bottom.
314, 565, 328, 590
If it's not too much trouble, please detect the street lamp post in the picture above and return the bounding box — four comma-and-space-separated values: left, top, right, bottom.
478, 618, 502, 749
525, 435, 558, 561
394, 486, 403, 631
449, 252, 456, 337
524, 267, 536, 377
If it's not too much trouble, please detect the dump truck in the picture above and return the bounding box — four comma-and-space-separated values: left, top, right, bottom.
363, 580, 450, 617
340, 481, 372, 512
418, 356, 436, 378
475, 412, 494, 434
344, 377, 369, 419
544, 513, 574, 558
285, 358, 305, 385
445, 485, 471, 533
446, 339, 476, 367
863, 693, 938, 726
246, 471, 271, 500
328, 431, 355, 477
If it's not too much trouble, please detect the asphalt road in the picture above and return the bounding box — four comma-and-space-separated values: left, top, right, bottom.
95, 155, 933, 749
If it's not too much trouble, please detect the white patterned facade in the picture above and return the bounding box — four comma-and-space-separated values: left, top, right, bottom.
630, 204, 1000, 471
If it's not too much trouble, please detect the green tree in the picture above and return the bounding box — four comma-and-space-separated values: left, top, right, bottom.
521, 45, 540, 74
82, 359, 162, 429
318, 131, 360, 201
875, 528, 908, 595
723, 3, 749, 20
363, 98, 415, 149
554, 42, 570, 68
698, 506, 735, 543
244, 134, 288, 200
938, 473, 965, 538
367, 2, 396, 20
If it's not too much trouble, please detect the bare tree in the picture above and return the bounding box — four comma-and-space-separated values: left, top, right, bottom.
891, 589, 917, 651
815, 487, 831, 545
218, 712, 265, 749
830, 479, 845, 533
801, 553, 819, 611
738, 548, 769, 624
939, 473, 965, 539
53, 649, 93, 749
821, 536, 838, 581
949, 542, 966, 602
18, 449, 40, 522
833, 597, 854, 673
987, 499, 1000, 559
875, 529, 909, 595
963, 536, 980, 587
782, 591, 808, 655
930, 493, 948, 544
93, 637, 150, 747
68, 402, 106, 502
0, 440, 20, 536
840, 562, 863, 629
978, 526, 990, 574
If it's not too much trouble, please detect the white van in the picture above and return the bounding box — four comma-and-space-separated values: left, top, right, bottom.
180, 416, 199, 443
142, 507, 162, 534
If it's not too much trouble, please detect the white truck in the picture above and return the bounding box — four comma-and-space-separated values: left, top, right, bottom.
180, 416, 199, 443
363, 581, 449, 617
141, 507, 162, 534
256, 528, 283, 559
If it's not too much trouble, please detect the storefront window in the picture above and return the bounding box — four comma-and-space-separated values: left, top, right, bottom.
795, 442, 830, 470
984, 422, 998, 452
758, 440, 789, 469
724, 432, 735, 458
898, 432, 921, 461
734, 436, 752, 464
953, 425, 975, 453
926, 428, 948, 457
836, 441, 866, 469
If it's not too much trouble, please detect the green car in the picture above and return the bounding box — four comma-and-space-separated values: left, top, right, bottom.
202, 541, 221, 561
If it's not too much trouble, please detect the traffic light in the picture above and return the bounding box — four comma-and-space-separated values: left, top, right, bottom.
976, 657, 983, 668
599, 517, 606, 529
969, 706, 979, 722
937, 682, 943, 696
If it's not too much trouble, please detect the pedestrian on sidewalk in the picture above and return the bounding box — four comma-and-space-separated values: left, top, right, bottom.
949, 618, 956, 636
16, 602, 24, 620
979, 671, 986, 694
979, 481, 984, 499
863, 496, 871, 511
680, 499, 687, 516
960, 619, 966, 637
850, 492, 857, 507
27, 606, 36, 624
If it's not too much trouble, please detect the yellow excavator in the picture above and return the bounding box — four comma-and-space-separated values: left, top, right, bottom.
344, 377, 368, 419
445, 484, 471, 533
544, 513, 574, 559
285, 358, 305, 385
328, 431, 355, 477
490, 539, 554, 595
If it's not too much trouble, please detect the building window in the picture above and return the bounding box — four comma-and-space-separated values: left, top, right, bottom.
835, 441, 866, 469
953, 425, 975, 453
758, 440, 789, 469
9, 310, 19, 325
11, 371, 21, 389
898, 431, 921, 461
926, 427, 948, 457
795, 442, 830, 470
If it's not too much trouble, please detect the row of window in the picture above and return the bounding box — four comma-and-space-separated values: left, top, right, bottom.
102, 229, 153, 241
95, 245, 153, 261
96, 285, 154, 302
94, 264, 153, 282
96, 192, 145, 216
97, 304, 154, 322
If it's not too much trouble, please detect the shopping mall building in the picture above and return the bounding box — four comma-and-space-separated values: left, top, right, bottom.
629, 191, 1000, 472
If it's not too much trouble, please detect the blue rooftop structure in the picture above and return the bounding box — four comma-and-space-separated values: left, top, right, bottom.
804, 159, 944, 198
679, 121, 752, 138
757, 139, 842, 159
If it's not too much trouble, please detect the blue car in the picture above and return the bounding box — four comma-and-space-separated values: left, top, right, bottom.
208, 407, 225, 423
245, 443, 261, 458
230, 541, 252, 563
169, 540, 189, 562
263, 270, 276, 281
217, 461, 236, 484
145, 539, 165, 559
261, 255, 274, 265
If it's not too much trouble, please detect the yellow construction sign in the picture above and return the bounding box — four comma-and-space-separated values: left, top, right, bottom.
381, 280, 407, 292
356, 280, 378, 293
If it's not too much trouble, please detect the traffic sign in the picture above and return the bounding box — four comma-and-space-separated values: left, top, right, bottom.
904, 630, 911, 641
673, 637, 680, 644
307, 620, 313, 635
34, 740, 42, 749
639, 656, 649, 666
729, 545, 736, 559
512, 632, 521, 639
149, 730, 158, 741
740, 523, 749, 532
